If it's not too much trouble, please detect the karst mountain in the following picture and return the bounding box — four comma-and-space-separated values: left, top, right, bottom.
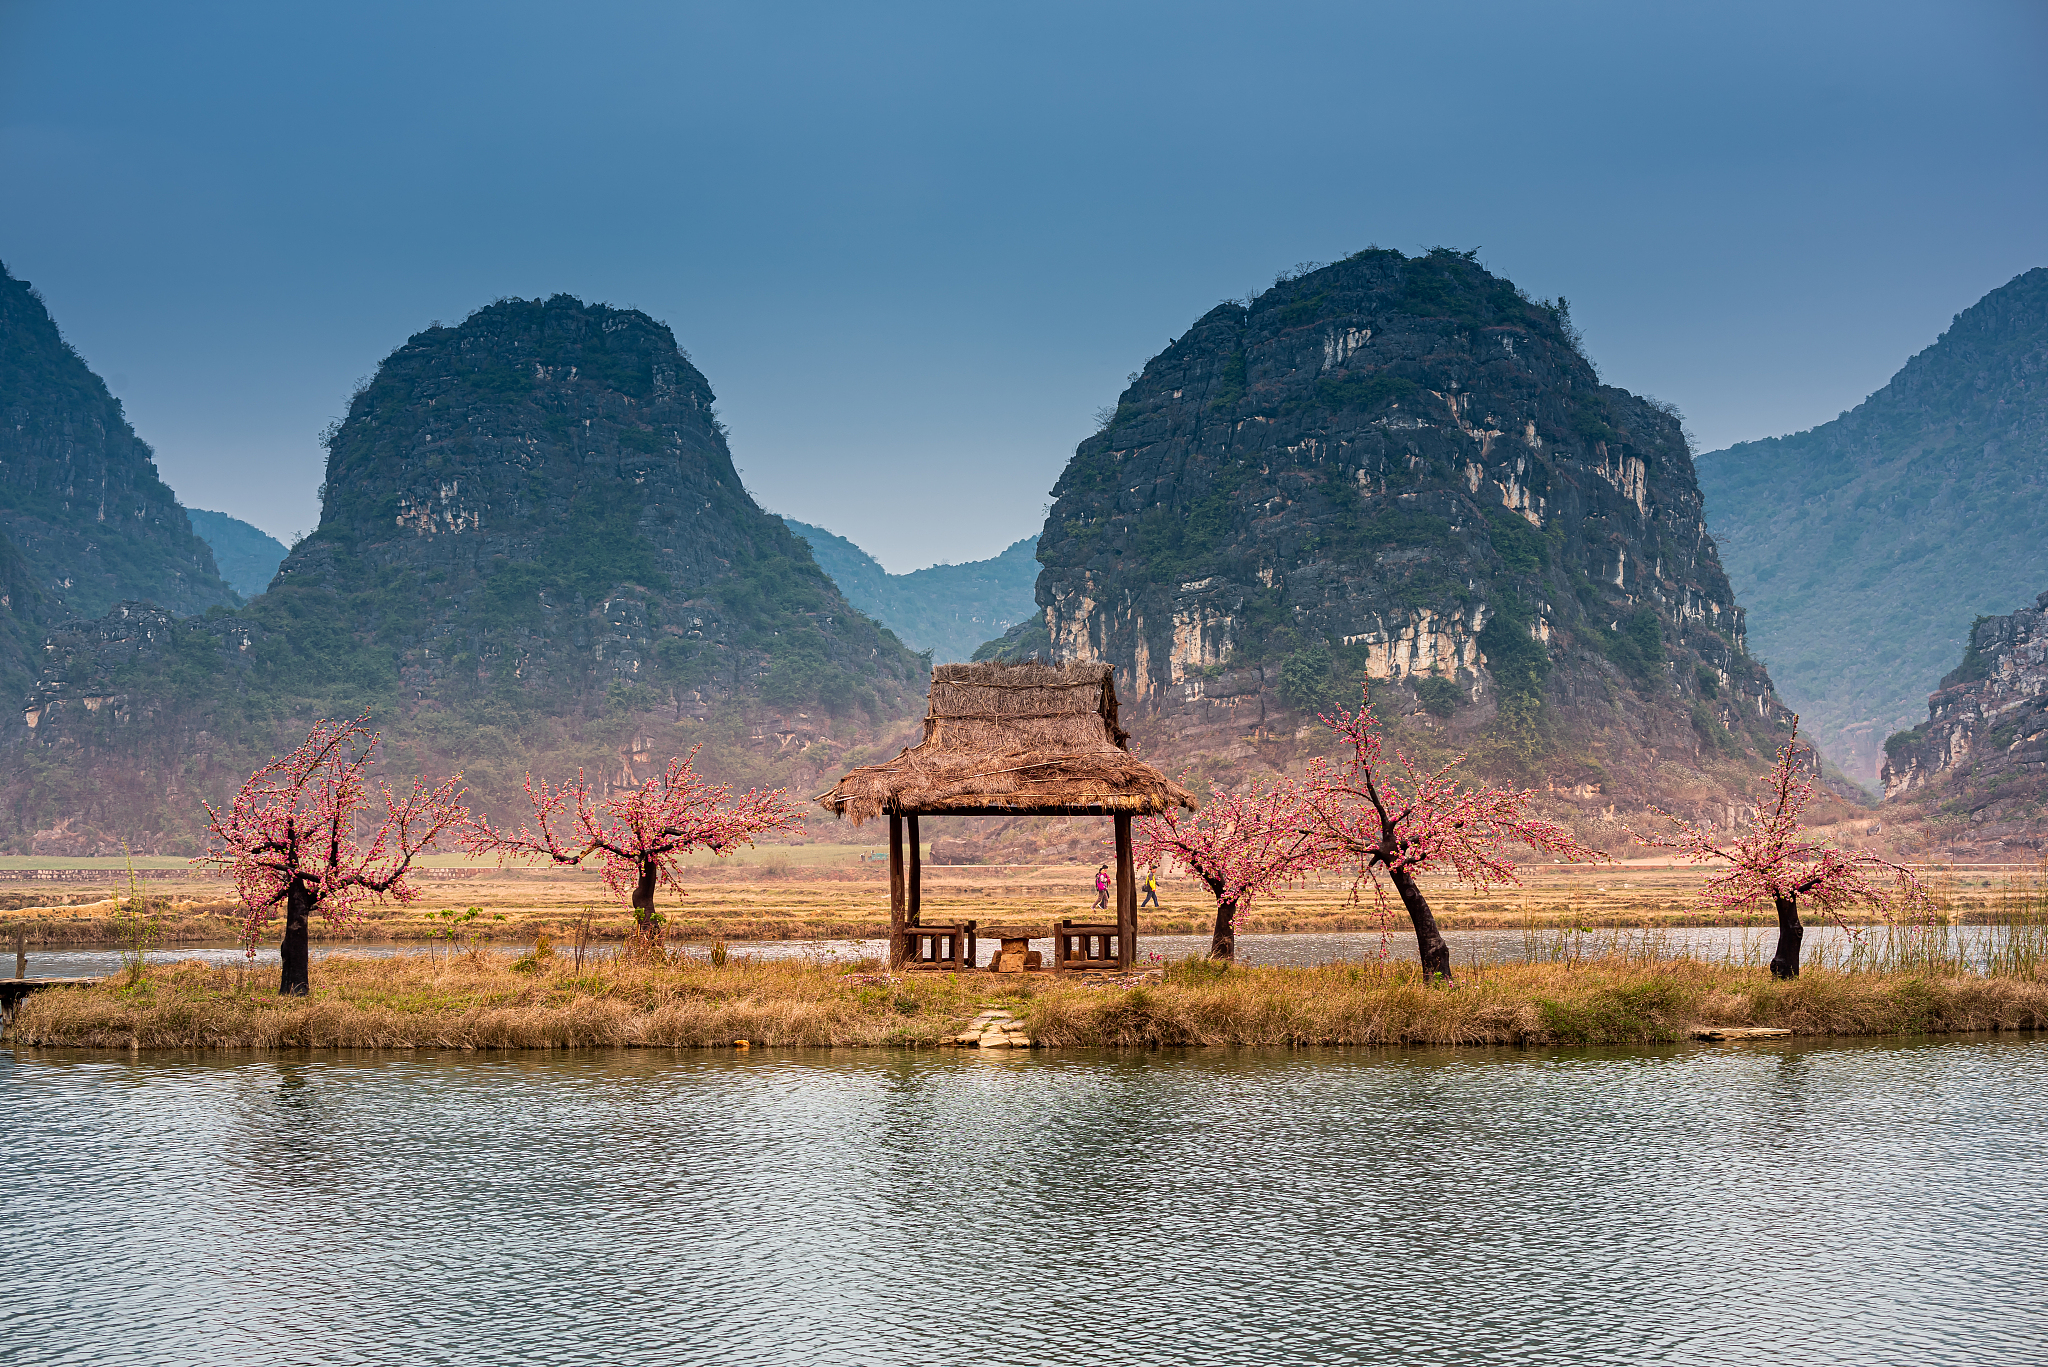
7, 294, 925, 852
994, 248, 1802, 836
0, 262, 240, 715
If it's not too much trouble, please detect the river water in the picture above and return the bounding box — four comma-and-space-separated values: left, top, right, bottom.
7, 1035, 2045, 1365
10, 922, 2019, 980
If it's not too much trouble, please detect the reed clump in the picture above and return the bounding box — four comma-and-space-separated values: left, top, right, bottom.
1026, 956, 2048, 1047
12, 949, 2048, 1050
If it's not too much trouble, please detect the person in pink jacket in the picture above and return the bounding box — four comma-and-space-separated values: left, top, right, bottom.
1093, 864, 1111, 910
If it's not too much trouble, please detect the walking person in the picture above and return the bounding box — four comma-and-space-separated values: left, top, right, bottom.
1093, 864, 1110, 910
1141, 865, 1160, 908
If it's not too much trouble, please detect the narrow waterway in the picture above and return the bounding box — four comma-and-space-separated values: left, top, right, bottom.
8, 1035, 2044, 1365
10, 921, 2022, 980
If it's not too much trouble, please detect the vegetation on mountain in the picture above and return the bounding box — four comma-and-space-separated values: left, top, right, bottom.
1697, 268, 2048, 785
971, 613, 1052, 664
0, 262, 237, 619
782, 517, 1039, 663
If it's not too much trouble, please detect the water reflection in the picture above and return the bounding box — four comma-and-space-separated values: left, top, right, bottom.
6, 1037, 2045, 1365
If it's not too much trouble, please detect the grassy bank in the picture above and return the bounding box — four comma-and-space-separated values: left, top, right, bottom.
12, 950, 2048, 1050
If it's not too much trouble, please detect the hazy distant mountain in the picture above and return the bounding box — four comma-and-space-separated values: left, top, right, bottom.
186, 509, 286, 599
0, 262, 238, 618
781, 516, 1039, 663
1697, 268, 2048, 787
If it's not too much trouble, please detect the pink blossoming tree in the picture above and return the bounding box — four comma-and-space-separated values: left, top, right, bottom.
1304, 702, 1600, 982
198, 715, 469, 995
1135, 777, 1325, 961
1628, 721, 1923, 978
462, 750, 804, 946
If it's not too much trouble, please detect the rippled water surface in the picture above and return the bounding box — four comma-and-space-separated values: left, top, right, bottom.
8, 1037, 2045, 1366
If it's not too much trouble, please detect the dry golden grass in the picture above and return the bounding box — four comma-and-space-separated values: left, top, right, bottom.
13, 949, 2048, 1051
5, 860, 2039, 950
9, 951, 982, 1050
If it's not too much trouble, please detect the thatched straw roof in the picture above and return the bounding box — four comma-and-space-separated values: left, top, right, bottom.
815, 661, 1197, 823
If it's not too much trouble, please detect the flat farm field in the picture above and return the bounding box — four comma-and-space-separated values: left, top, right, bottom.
0, 851, 2036, 947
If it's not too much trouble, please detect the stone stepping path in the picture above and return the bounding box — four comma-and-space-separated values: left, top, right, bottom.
952, 1008, 1037, 1049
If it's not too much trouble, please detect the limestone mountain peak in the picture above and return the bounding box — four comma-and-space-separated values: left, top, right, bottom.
8, 292, 926, 851
1028, 247, 1802, 835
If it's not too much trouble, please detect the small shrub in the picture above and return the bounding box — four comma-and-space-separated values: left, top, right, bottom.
1690, 701, 1738, 755
1313, 372, 1419, 412
1536, 982, 1691, 1044
1165, 955, 1231, 985
1884, 726, 1927, 763
1599, 606, 1665, 686
512, 932, 556, 975
1485, 507, 1548, 576
1477, 592, 1550, 706
1415, 676, 1461, 719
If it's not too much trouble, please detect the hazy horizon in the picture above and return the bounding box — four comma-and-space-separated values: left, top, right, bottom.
3, 0, 2042, 571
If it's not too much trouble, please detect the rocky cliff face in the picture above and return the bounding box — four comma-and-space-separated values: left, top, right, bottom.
1880, 590, 2048, 855
6, 295, 925, 851
0, 263, 238, 619
1698, 268, 2048, 786
1032, 249, 1797, 834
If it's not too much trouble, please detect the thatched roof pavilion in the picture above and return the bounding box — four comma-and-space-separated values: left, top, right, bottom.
817, 661, 1195, 822
816, 661, 1194, 971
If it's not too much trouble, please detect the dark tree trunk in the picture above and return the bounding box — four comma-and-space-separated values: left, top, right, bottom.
1770, 894, 1803, 979
279, 879, 313, 997
1210, 898, 1238, 961
1390, 866, 1454, 983
631, 862, 660, 940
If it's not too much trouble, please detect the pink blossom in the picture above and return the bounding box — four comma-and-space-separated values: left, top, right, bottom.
462, 747, 803, 939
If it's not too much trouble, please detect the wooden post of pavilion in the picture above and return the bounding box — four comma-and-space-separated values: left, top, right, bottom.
906, 814, 922, 927
888, 812, 906, 968
1113, 812, 1137, 971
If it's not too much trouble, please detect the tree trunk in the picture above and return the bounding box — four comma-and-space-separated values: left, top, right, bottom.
1770, 893, 1803, 979
1210, 898, 1238, 961
631, 861, 660, 943
1390, 866, 1454, 983
279, 879, 313, 997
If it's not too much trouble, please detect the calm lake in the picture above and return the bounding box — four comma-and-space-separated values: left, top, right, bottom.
8, 1036, 2045, 1365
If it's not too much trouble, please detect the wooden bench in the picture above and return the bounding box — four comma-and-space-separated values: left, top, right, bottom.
1055, 921, 1121, 971
979, 924, 1045, 973
900, 922, 976, 970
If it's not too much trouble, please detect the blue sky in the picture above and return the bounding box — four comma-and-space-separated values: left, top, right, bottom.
2, 1, 2042, 570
